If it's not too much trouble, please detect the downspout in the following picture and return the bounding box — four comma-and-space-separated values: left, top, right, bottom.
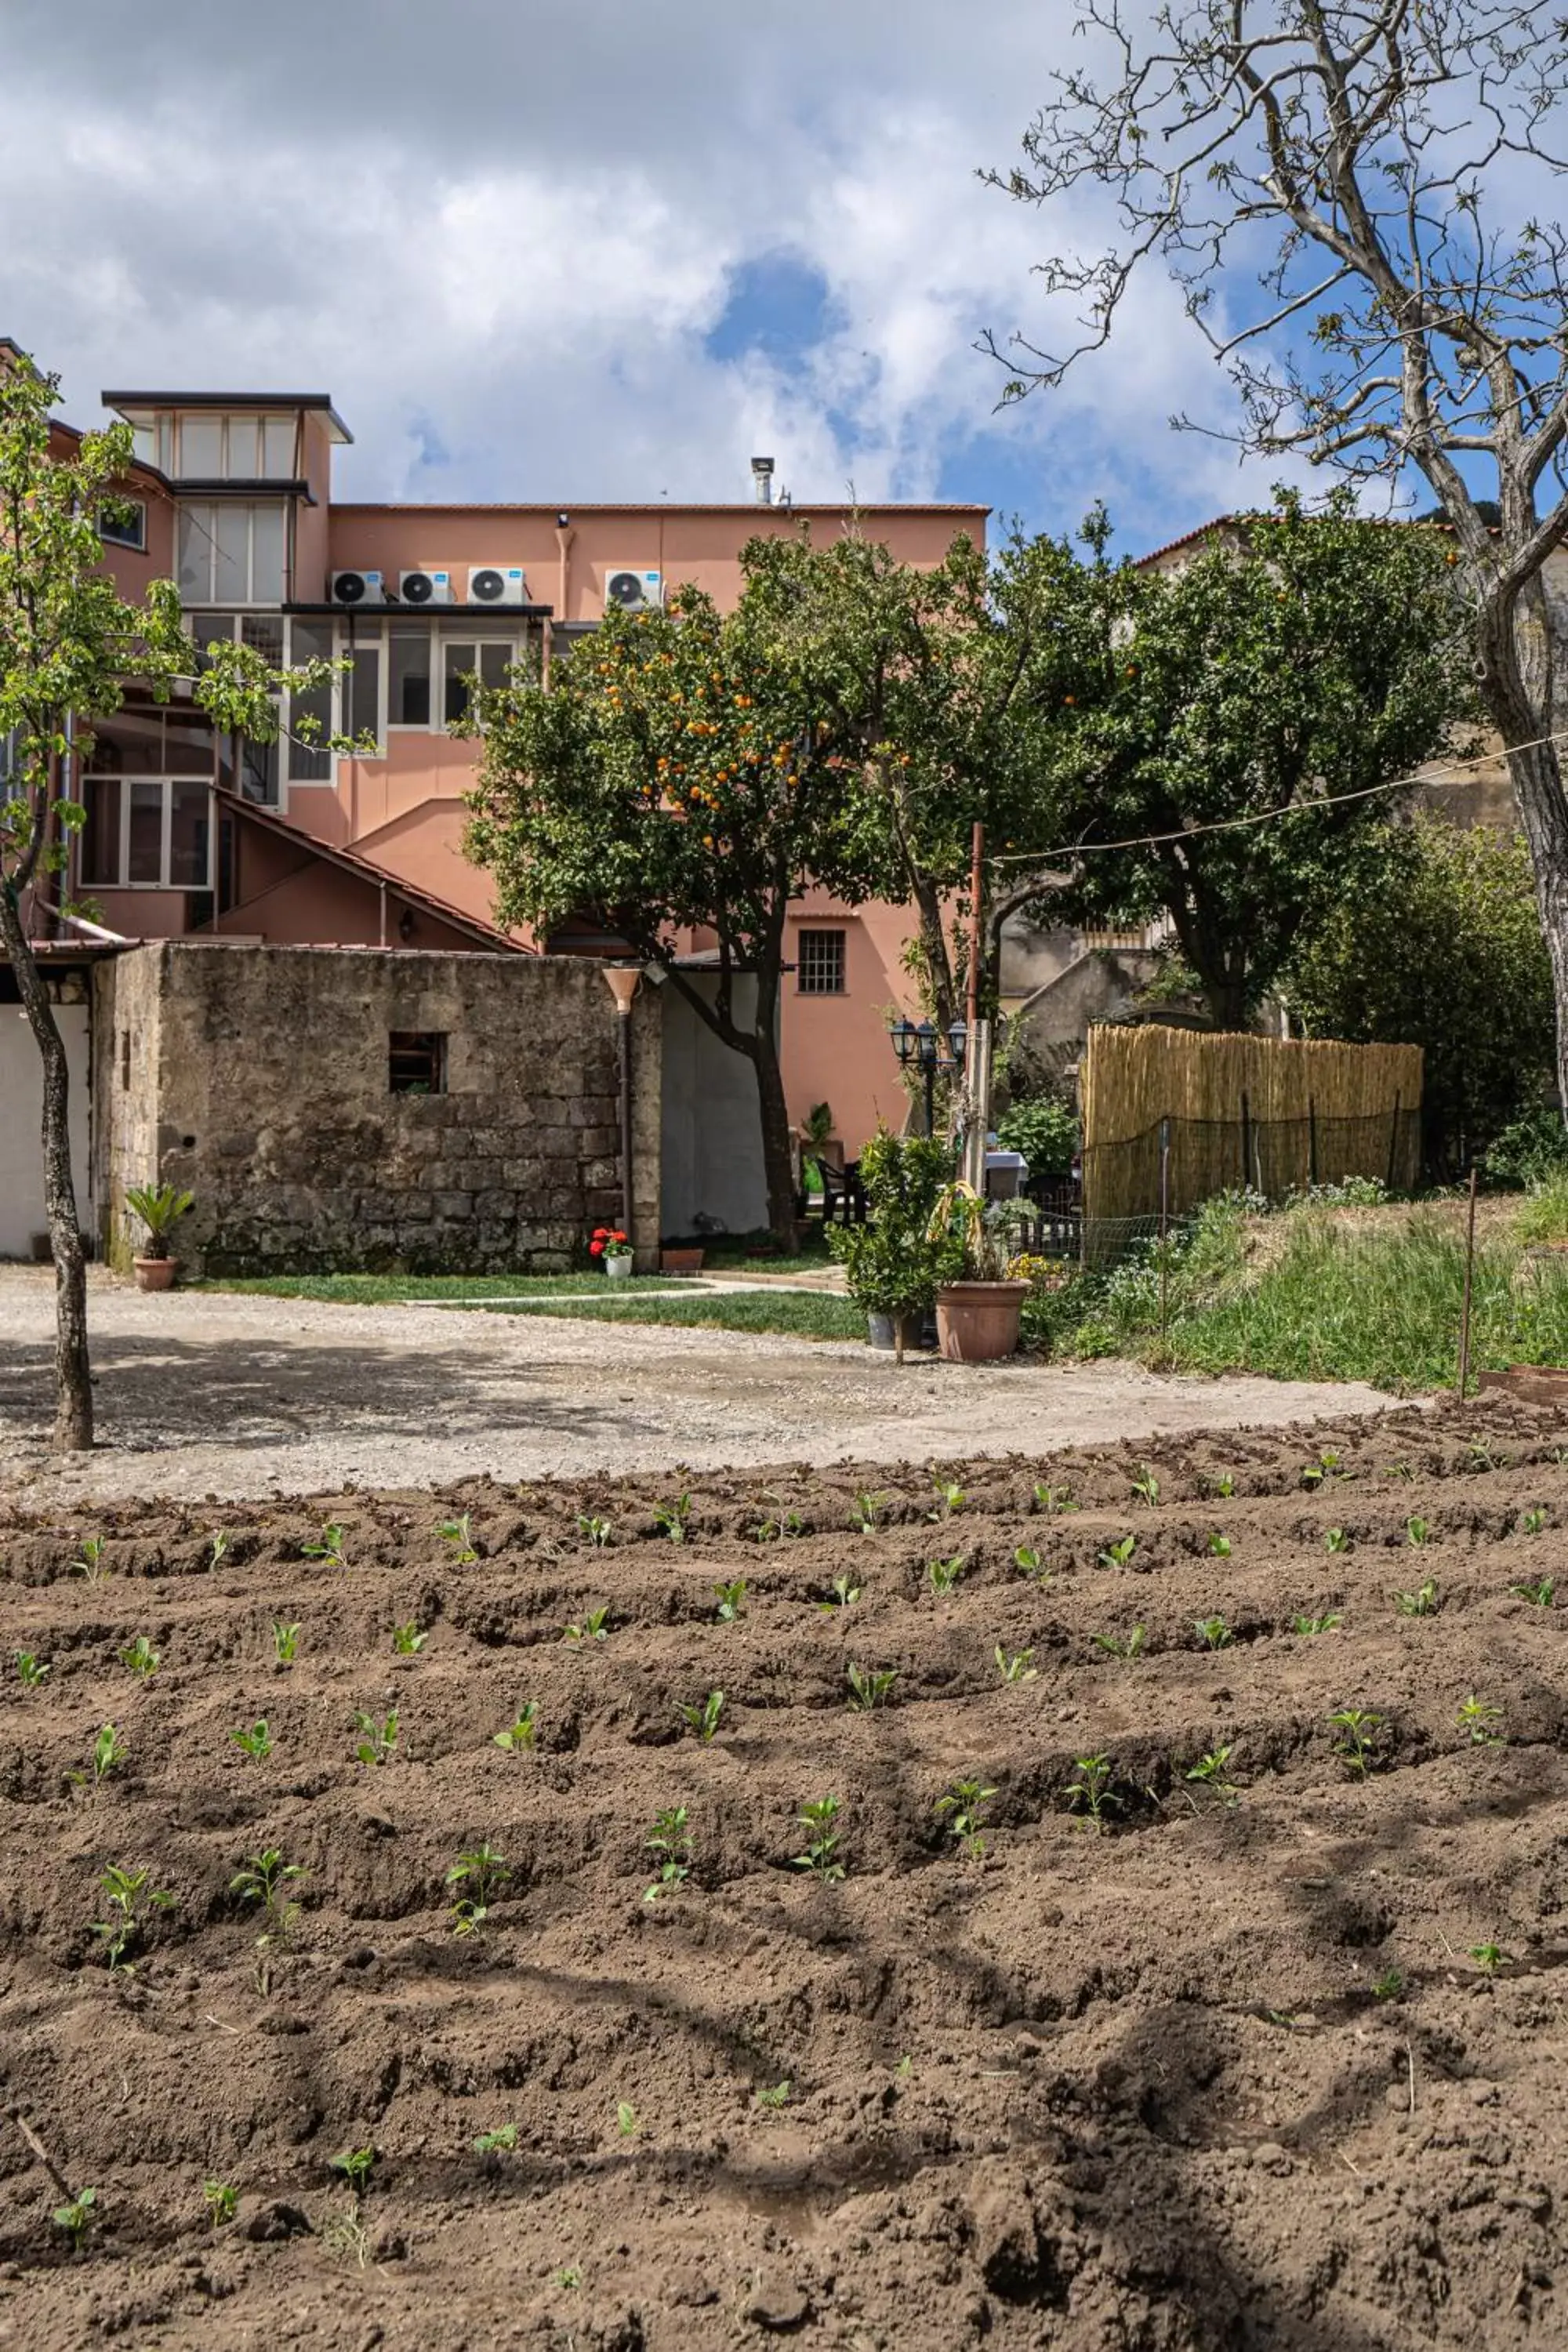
601, 965, 641, 1248
555, 524, 574, 633
379, 875, 388, 949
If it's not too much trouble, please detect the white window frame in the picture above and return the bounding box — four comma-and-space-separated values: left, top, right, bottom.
176, 501, 287, 605
79, 776, 216, 891
381, 620, 518, 738
158, 412, 297, 481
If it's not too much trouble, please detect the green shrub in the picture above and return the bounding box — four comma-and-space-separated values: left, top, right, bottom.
828, 1131, 953, 1334
1490, 1106, 1568, 1190
995, 1092, 1078, 1178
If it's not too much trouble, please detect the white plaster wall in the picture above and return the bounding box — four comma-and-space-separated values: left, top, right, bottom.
659, 974, 770, 1240
0, 999, 92, 1258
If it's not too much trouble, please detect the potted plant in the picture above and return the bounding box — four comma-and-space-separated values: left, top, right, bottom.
927, 1181, 1031, 1363
829, 1131, 951, 1362
125, 1182, 194, 1293
590, 1225, 633, 1283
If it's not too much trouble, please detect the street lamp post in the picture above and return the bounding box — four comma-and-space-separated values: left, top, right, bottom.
888, 1014, 967, 1140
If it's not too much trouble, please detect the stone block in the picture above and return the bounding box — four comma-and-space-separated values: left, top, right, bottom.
583, 1158, 619, 1189
580, 1127, 619, 1157
432, 1192, 474, 1219
476, 1189, 517, 1218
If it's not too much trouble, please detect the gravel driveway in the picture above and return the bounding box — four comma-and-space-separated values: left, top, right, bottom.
0, 1267, 1399, 1502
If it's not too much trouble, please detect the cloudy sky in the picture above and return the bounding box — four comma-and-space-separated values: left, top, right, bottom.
2, 0, 1304, 550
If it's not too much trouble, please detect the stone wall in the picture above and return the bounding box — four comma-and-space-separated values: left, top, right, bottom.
93, 943, 662, 1276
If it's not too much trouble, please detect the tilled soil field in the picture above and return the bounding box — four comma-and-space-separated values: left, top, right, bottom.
3, 1396, 1568, 2349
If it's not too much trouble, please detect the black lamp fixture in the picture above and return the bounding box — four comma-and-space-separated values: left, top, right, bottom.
887, 1014, 967, 1135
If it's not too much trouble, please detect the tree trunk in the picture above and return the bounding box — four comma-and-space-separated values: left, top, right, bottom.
1480, 583, 1568, 1126
750, 1008, 799, 1246
0, 891, 93, 1448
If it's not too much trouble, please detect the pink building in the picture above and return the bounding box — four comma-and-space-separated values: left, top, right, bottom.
65, 383, 987, 1155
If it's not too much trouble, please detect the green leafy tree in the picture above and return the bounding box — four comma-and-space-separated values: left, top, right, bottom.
0, 352, 355, 1446
1288, 815, 1556, 1170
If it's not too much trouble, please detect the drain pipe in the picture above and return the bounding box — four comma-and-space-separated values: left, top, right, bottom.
601, 965, 641, 1247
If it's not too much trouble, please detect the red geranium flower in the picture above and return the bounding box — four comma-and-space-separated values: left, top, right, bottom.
589, 1239, 604, 1257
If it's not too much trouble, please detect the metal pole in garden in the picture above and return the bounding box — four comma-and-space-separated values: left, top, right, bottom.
1456, 1163, 1480, 1399
1158, 1116, 1171, 1347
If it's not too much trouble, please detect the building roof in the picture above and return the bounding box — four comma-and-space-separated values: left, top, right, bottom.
1134, 515, 1240, 567
329, 499, 990, 517
102, 389, 354, 444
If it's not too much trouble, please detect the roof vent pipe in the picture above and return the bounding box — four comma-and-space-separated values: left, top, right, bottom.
750, 456, 775, 505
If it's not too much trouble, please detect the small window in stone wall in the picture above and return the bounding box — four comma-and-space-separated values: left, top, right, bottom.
389, 1031, 447, 1095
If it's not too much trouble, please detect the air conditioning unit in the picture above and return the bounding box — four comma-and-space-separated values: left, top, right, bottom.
398, 568, 454, 606
466, 564, 529, 607
604, 566, 662, 615
330, 568, 385, 606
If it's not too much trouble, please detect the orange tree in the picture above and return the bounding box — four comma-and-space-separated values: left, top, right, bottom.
466, 586, 893, 1242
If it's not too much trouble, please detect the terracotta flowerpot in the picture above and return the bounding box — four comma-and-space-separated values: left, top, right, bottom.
660, 1247, 705, 1276
935, 1279, 1029, 1363
133, 1256, 178, 1293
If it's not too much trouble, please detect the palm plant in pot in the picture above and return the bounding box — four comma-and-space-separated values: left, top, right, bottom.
828, 1130, 951, 1363
125, 1182, 194, 1293
926, 1181, 1032, 1363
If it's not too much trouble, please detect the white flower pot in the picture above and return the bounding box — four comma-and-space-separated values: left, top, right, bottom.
605, 1254, 633, 1283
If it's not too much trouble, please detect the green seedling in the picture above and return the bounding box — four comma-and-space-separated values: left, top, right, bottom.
71, 1534, 108, 1581
1457, 1694, 1504, 1746
652, 1494, 690, 1542
935, 1776, 996, 1859
564, 1606, 609, 1642
1013, 1544, 1049, 1578
93, 1861, 174, 1973
1207, 1532, 1232, 1557
436, 1512, 478, 1563
301, 1523, 347, 1567
615, 2102, 640, 2138
353, 1708, 398, 1766
229, 1719, 272, 1764
755, 1494, 804, 1541
927, 1554, 966, 1595
1033, 1481, 1077, 1514
1385, 1461, 1414, 1482
448, 1840, 510, 1934
679, 1689, 725, 1743
851, 1490, 884, 1534
1513, 1575, 1555, 1606
208, 1531, 230, 1569
1301, 1449, 1344, 1489
1131, 1465, 1160, 1508
930, 1477, 966, 1519
1371, 1967, 1405, 2002
1098, 1535, 1137, 1569
1470, 1942, 1512, 1977
70, 1722, 126, 1790
392, 1621, 427, 1656
845, 1661, 898, 1710
1195, 1614, 1234, 1650
473, 2124, 518, 2154
120, 1634, 160, 1678
1294, 1612, 1342, 1635
272, 1619, 301, 1663
1329, 1706, 1385, 1777
1521, 1506, 1549, 1537
13, 1650, 49, 1690
231, 1847, 307, 1991
1395, 1577, 1439, 1617
995, 1644, 1037, 1685
1406, 1515, 1432, 1548
1066, 1753, 1119, 1831
1466, 1435, 1502, 1470
755, 2080, 791, 2108
1207, 1472, 1236, 1499
52, 2187, 96, 2249
329, 2147, 376, 2192
792, 1794, 845, 1882
1094, 1624, 1146, 1662
643, 1806, 691, 1902
556, 2264, 583, 2288
818, 1573, 862, 1611
577, 1513, 613, 1548
1185, 1745, 1240, 1808
204, 2180, 238, 2228
493, 1701, 539, 1754
893, 2054, 913, 2083
713, 1577, 748, 1622
1325, 1527, 1350, 1553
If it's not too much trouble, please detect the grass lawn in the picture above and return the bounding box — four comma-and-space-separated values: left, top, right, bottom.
202, 1272, 679, 1304
477, 1291, 866, 1341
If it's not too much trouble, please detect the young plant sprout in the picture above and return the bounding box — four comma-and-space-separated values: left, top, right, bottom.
473, 2124, 519, 2154
1470, 1942, 1512, 1976
493, 1702, 539, 1754
13, 1650, 49, 1689
931, 1476, 966, 1519
52, 2187, 96, 2250
564, 1606, 610, 1642
557, 2264, 584, 2288
792, 1795, 846, 1882
1513, 1576, 1555, 1606
120, 1635, 160, 1678
272, 1621, 300, 1663
1207, 1532, 1232, 1557
71, 1534, 108, 1581
1013, 1543, 1048, 1577
1328, 1707, 1385, 1777
1094, 1625, 1146, 1661
851, 1490, 885, 1534
71, 1722, 126, 1790
1325, 1528, 1350, 1554
755, 2081, 791, 2108
301, 1523, 347, 1567
755, 1494, 804, 1541
447, 1841, 510, 1934
577, 1513, 613, 1548
679, 1690, 725, 1743
230, 1847, 307, 1993
1098, 1535, 1137, 1570
818, 1573, 862, 1611
1301, 1449, 1344, 1489
391, 1621, 427, 1656
1456, 1695, 1504, 1745
1185, 1745, 1240, 1808
1466, 1435, 1502, 1470
203, 2180, 238, 2228
353, 1709, 398, 1766
1385, 1461, 1414, 1482
1033, 1481, 1076, 1514
927, 1554, 966, 1595
1293, 1612, 1343, 1635
845, 1662, 898, 1710
436, 1513, 478, 1564
643, 1806, 691, 1903
229, 1720, 272, 1764
329, 2147, 376, 2193
93, 1862, 175, 1973
615, 2103, 640, 2138
208, 1532, 230, 1569
1406, 1515, 1432, 1548
1195, 1615, 1234, 1651
935, 1777, 997, 1858
1207, 1472, 1236, 1499
1521, 1506, 1549, 1536
1371, 1967, 1405, 2002
652, 1494, 690, 1541
1395, 1577, 1439, 1617
713, 1577, 748, 1622
1131, 1465, 1160, 1508
995, 1644, 1037, 1684
1066, 1754, 1119, 1831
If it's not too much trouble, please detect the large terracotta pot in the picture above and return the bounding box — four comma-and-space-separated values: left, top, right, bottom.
133, 1256, 178, 1293
935, 1279, 1029, 1363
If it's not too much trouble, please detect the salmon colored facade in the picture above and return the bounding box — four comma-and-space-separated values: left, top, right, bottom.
45, 378, 986, 1153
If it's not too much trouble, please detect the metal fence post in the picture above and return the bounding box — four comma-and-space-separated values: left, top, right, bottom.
1308, 1095, 1318, 1190
1240, 1091, 1251, 1196
1158, 1116, 1171, 1347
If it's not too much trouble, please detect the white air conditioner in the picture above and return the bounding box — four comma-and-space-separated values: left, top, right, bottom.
399, 568, 454, 606
604, 566, 662, 615
466, 564, 529, 607
330, 568, 385, 606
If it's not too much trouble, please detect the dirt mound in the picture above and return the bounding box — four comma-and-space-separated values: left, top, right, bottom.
2, 1396, 1567, 2347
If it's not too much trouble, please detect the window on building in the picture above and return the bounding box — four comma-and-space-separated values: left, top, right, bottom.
287, 618, 334, 782
442, 639, 515, 731
347, 643, 382, 752
80, 775, 213, 889
176, 502, 287, 603
797, 928, 847, 995
389, 1031, 447, 1095
389, 627, 432, 727
98, 497, 147, 552
155, 412, 299, 480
